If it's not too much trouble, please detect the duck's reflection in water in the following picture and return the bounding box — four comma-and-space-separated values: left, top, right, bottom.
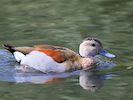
79, 69, 117, 92
13, 71, 78, 84
79, 69, 103, 92
0, 67, 116, 92
0, 66, 116, 91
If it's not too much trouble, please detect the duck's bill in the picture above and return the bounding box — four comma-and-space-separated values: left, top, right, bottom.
99, 49, 116, 58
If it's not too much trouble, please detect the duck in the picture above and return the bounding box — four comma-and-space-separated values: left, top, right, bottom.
3, 43, 95, 73
3, 37, 115, 73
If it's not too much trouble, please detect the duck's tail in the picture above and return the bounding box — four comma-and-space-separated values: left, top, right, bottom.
2, 44, 15, 54
2, 44, 25, 62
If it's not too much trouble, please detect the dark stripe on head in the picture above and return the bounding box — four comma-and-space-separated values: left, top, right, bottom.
83, 37, 102, 46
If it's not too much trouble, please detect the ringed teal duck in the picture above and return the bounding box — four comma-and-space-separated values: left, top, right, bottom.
3, 44, 95, 73
3, 37, 115, 73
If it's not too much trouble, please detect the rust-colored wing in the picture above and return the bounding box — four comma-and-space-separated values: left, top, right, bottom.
37, 49, 67, 63
34, 44, 79, 63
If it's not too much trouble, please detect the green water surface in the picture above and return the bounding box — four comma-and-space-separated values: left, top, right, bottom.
0, 0, 133, 100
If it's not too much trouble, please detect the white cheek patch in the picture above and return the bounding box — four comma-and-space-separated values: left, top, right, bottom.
20, 51, 68, 73
79, 44, 94, 57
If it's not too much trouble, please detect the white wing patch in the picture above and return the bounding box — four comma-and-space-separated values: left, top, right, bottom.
20, 51, 68, 73
14, 51, 25, 62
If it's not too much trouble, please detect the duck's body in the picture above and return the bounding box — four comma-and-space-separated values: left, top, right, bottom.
3, 44, 95, 73
3, 37, 116, 73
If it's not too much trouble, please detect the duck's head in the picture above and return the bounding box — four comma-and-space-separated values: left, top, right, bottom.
79, 37, 116, 58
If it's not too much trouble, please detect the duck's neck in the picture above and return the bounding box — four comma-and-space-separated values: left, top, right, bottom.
72, 57, 84, 70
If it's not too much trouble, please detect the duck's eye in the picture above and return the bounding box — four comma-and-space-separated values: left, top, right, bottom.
91, 44, 96, 47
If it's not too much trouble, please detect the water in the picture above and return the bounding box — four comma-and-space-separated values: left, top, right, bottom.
0, 0, 133, 100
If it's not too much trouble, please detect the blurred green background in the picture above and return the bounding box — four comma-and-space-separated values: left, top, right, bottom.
0, 0, 133, 100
